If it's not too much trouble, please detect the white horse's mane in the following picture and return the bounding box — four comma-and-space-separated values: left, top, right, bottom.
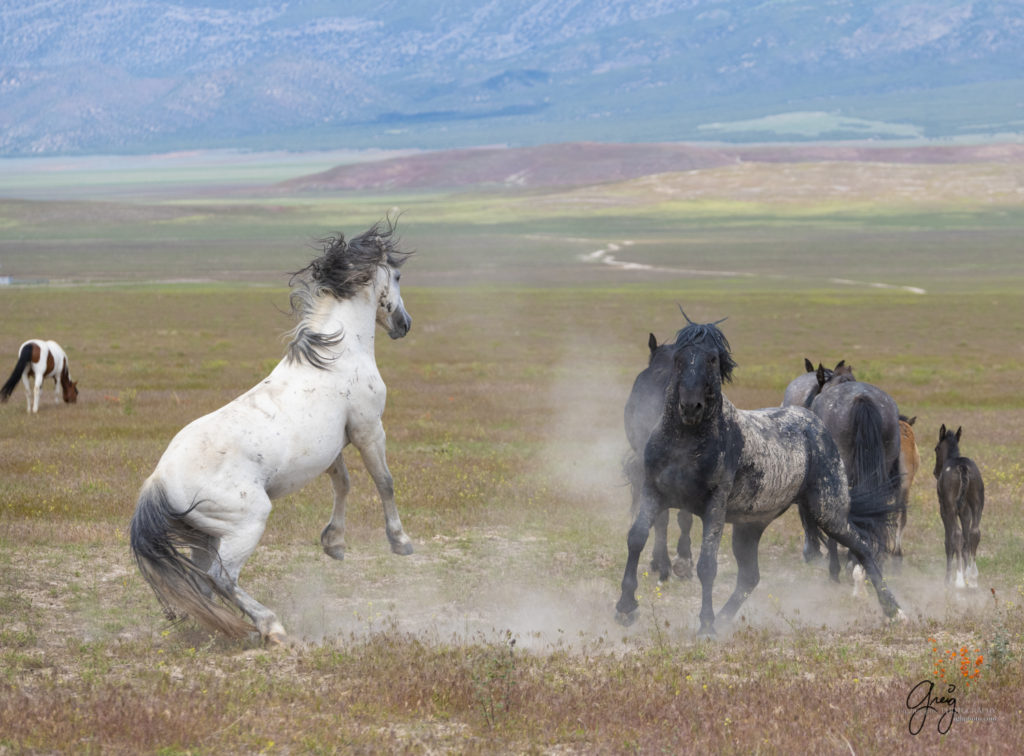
285, 220, 412, 368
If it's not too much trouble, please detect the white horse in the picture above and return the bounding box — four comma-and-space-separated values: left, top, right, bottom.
130, 222, 414, 644
1, 339, 79, 413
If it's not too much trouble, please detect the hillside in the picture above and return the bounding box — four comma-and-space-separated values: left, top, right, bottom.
2, 0, 1022, 156
278, 142, 1024, 193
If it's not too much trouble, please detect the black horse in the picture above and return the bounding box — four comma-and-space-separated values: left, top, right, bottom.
624, 332, 694, 582
934, 424, 984, 588
615, 317, 903, 637
808, 362, 904, 573
781, 358, 841, 409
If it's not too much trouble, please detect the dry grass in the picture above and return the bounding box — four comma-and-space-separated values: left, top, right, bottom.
2, 198, 1024, 751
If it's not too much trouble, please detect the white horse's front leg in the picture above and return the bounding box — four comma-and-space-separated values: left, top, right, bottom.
321, 453, 350, 560
353, 423, 413, 555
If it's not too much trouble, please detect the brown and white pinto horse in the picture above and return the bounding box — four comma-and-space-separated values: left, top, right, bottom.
0, 339, 79, 413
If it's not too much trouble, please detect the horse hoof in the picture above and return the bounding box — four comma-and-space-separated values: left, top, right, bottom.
673, 559, 693, 581
696, 628, 717, 641
615, 610, 638, 627
323, 544, 346, 561
390, 538, 414, 556
265, 631, 288, 647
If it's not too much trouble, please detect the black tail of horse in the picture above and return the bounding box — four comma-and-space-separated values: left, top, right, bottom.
130, 481, 253, 638
848, 397, 902, 554
0, 343, 33, 402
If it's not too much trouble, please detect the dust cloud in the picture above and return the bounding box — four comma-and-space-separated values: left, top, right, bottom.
269, 330, 990, 655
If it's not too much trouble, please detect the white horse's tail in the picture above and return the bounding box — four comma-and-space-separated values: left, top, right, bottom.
129, 481, 254, 638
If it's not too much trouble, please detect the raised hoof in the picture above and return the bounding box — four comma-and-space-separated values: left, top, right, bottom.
615, 610, 638, 627
673, 558, 693, 581
323, 543, 346, 561
390, 538, 414, 556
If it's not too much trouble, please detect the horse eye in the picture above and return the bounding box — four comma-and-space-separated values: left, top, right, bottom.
395, 271, 401, 282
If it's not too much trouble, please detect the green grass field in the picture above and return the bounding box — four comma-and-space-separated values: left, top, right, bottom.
1, 155, 1023, 752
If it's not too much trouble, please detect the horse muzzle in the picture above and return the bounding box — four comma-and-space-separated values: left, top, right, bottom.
387, 311, 412, 340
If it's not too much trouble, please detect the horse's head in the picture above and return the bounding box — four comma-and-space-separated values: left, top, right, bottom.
375, 255, 412, 340
63, 380, 78, 403
817, 360, 854, 391
669, 318, 736, 426
934, 423, 962, 478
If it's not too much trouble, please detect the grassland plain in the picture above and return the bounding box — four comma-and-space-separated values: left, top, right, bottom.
1, 160, 1024, 753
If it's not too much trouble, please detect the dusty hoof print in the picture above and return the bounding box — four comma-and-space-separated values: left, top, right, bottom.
673, 559, 693, 580
615, 610, 637, 627
322, 544, 346, 561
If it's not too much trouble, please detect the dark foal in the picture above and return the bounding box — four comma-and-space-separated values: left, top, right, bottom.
934, 424, 984, 588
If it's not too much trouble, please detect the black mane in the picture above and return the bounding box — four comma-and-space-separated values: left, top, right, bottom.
286, 219, 412, 368
290, 219, 412, 301
671, 320, 737, 383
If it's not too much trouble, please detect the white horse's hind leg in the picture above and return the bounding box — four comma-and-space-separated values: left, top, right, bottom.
22, 373, 34, 413
353, 424, 413, 555
206, 493, 287, 643
321, 453, 351, 560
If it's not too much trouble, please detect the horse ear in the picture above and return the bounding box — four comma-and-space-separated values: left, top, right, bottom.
648, 333, 657, 355
835, 360, 845, 370
816, 364, 827, 389
804, 358, 814, 373
939, 424, 946, 441
955, 426, 962, 441
908, 416, 916, 426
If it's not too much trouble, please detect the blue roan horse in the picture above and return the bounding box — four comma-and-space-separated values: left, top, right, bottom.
615, 317, 903, 637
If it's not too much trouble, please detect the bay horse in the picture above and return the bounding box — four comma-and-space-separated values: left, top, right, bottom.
624, 332, 694, 582
934, 424, 984, 588
615, 317, 903, 637
894, 415, 921, 562
130, 221, 414, 644
1, 339, 78, 413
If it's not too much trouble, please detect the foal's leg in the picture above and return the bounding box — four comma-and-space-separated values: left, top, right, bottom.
320, 452, 351, 560
352, 422, 413, 555
718, 522, 765, 625
965, 502, 982, 588
940, 502, 963, 587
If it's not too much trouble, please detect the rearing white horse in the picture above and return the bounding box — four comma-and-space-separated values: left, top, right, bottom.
130, 222, 414, 644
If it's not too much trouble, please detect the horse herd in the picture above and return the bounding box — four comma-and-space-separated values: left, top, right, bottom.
2, 222, 986, 644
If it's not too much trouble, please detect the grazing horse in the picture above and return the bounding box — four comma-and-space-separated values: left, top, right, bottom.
615, 317, 902, 637
934, 425, 984, 588
1, 339, 78, 413
894, 415, 920, 562
130, 222, 414, 644
624, 332, 694, 581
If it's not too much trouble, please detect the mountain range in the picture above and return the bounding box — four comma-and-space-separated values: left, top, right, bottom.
1, 0, 1022, 157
